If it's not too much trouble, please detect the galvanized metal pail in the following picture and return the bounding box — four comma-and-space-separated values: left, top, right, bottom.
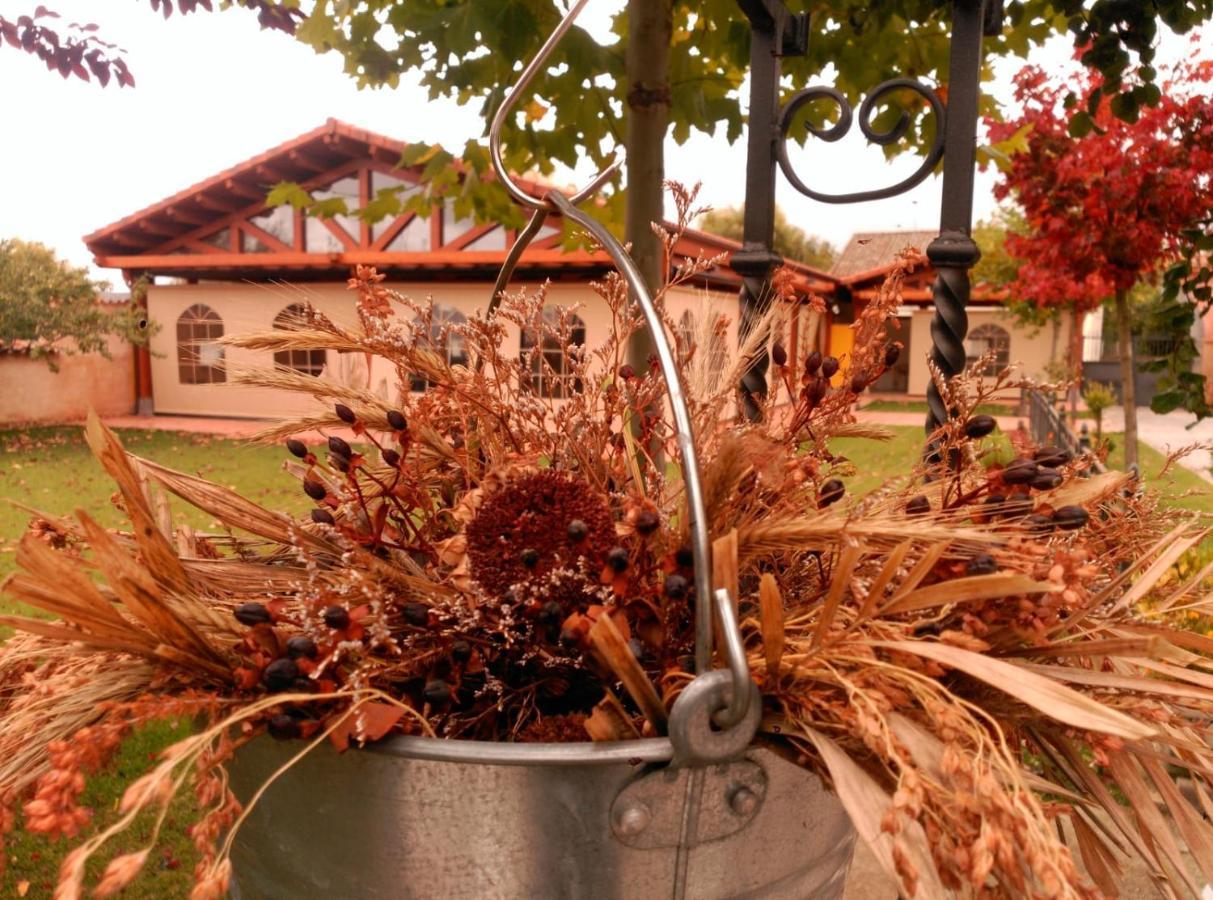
229, 734, 855, 900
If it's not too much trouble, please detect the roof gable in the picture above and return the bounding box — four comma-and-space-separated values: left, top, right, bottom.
831, 230, 939, 279
82, 119, 835, 293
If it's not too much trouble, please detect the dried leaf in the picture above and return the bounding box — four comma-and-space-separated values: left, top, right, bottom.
758, 573, 785, 677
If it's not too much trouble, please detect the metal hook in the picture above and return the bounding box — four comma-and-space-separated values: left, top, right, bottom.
488, 0, 622, 213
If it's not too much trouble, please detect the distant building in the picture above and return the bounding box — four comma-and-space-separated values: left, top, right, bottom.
829, 231, 1071, 398
75, 121, 1063, 422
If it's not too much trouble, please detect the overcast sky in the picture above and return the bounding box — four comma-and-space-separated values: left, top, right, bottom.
0, 2, 1199, 283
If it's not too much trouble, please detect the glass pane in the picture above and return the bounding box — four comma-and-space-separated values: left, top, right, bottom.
308, 176, 360, 249
536, 221, 561, 241
386, 216, 430, 252
463, 227, 507, 251
305, 218, 347, 253
241, 231, 271, 253
442, 199, 477, 245
371, 172, 418, 243
200, 227, 231, 251
249, 206, 294, 245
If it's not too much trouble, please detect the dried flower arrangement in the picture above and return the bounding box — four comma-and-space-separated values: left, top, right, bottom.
1, 202, 1212, 899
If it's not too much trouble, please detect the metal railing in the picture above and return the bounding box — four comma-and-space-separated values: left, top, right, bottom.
1025, 389, 1107, 474
1082, 334, 1178, 363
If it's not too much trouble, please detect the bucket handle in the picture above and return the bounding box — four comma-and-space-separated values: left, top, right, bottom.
487, 0, 758, 761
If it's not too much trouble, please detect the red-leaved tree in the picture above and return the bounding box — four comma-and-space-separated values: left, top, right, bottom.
990, 52, 1213, 470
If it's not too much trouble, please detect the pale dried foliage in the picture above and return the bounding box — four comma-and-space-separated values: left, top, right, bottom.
0, 197, 1210, 898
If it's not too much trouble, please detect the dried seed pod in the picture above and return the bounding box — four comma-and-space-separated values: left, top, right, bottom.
985, 493, 1007, 510
1001, 459, 1039, 485
381, 448, 401, 467
330, 454, 351, 474
818, 478, 845, 508
262, 658, 299, 693
804, 350, 822, 376
285, 636, 318, 660
310, 508, 335, 525
618, 363, 635, 380
286, 438, 309, 459
334, 403, 356, 424
674, 546, 695, 568
386, 410, 408, 431
402, 602, 429, 627
566, 519, 589, 543
1024, 514, 1054, 534
663, 573, 689, 599
966, 553, 998, 576
322, 605, 351, 630
964, 415, 997, 439
634, 509, 660, 536
520, 548, 540, 569
328, 436, 352, 458
1034, 446, 1071, 467
538, 600, 563, 623
820, 356, 840, 379
451, 640, 472, 663
808, 377, 829, 404
234, 602, 272, 627
423, 679, 452, 706
849, 372, 869, 394
883, 343, 901, 367
771, 342, 788, 367
303, 479, 327, 501
1053, 505, 1089, 530
606, 547, 629, 573
1031, 467, 1063, 491
268, 714, 302, 741
1001, 496, 1033, 519
905, 495, 930, 516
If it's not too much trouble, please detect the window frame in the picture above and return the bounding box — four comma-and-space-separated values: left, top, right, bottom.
176, 303, 226, 385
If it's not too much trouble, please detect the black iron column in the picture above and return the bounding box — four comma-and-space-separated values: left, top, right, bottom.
924, 0, 996, 436
733, 1, 807, 421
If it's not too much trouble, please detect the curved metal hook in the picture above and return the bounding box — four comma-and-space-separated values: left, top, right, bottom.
489, 0, 622, 212
777, 78, 946, 205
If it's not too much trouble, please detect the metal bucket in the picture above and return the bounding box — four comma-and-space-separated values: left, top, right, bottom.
229, 734, 855, 899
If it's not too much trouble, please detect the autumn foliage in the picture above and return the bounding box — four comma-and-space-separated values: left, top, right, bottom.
990, 52, 1213, 316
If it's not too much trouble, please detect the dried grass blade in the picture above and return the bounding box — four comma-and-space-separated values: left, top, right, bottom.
1139, 753, 1213, 886
1070, 810, 1122, 897
134, 457, 338, 556
883, 543, 948, 607
1106, 752, 1201, 896
813, 540, 861, 648
800, 725, 946, 899
0, 616, 154, 658
1019, 662, 1213, 703
14, 535, 128, 628
757, 573, 785, 678
84, 412, 194, 597
583, 690, 642, 742
1111, 529, 1208, 614
1046, 469, 1132, 508
877, 641, 1155, 740
855, 540, 910, 622
587, 613, 667, 734
997, 637, 1175, 661
883, 573, 1052, 615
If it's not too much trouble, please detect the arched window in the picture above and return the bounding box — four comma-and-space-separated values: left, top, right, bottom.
964, 323, 1011, 376
409, 305, 469, 392
176, 304, 225, 385
520, 307, 586, 399
273, 304, 326, 376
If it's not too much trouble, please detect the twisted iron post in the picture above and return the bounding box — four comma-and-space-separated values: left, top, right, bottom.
924, 0, 996, 438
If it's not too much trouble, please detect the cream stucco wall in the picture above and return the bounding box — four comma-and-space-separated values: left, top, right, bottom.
146, 279, 740, 418
0, 334, 134, 425
904, 307, 1070, 397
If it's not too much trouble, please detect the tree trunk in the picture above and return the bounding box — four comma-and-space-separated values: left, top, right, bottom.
1069, 307, 1082, 422
1113, 288, 1139, 471
623, 0, 672, 373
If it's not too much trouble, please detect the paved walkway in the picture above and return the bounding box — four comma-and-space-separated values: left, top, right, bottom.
1099, 406, 1213, 481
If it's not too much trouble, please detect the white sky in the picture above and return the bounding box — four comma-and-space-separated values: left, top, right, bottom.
0, 1, 1199, 283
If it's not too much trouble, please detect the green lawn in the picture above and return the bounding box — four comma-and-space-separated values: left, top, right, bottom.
830, 425, 1213, 515
861, 399, 1094, 420
0, 426, 309, 589
0, 426, 310, 898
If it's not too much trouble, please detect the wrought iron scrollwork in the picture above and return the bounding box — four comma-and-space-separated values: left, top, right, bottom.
776, 78, 946, 205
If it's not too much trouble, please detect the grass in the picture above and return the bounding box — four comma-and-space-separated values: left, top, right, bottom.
0, 426, 310, 590
0, 422, 1207, 897
861, 399, 1094, 420
830, 425, 1213, 515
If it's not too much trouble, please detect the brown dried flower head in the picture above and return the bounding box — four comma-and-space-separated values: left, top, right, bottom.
465, 470, 614, 608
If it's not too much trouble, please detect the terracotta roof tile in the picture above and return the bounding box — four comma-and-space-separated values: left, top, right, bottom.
830, 230, 938, 278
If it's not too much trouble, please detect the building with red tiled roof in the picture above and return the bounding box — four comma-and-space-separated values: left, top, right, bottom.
84, 119, 839, 417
